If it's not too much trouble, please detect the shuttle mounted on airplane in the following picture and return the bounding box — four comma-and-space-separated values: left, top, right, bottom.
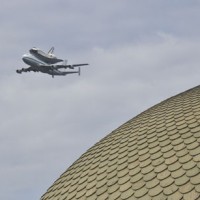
16, 47, 89, 78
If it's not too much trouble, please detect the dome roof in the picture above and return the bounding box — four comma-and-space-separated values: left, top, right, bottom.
41, 86, 200, 200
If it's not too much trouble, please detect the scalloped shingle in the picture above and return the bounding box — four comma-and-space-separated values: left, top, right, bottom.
41, 86, 200, 200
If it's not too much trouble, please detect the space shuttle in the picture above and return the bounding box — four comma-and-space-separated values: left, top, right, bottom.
29, 47, 63, 64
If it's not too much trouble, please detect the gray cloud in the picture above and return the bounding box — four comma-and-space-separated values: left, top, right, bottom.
1, 1, 200, 200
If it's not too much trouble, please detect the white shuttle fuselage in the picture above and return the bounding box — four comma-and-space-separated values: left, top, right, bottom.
29, 47, 63, 64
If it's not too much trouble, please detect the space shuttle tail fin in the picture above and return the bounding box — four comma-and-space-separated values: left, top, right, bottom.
48, 47, 54, 54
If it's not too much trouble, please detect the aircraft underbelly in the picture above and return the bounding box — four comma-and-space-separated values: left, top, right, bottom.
50, 70, 63, 75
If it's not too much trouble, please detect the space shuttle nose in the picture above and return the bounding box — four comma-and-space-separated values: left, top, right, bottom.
30, 47, 38, 54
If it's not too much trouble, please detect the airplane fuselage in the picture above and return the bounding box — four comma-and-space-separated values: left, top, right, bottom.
22, 53, 45, 68
17, 47, 86, 77
22, 53, 68, 76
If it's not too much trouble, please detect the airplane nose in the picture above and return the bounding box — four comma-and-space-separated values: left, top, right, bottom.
22, 54, 29, 64
22, 54, 26, 60
22, 55, 26, 62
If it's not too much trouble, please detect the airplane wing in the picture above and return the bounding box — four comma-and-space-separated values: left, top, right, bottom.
55, 63, 89, 70
16, 65, 54, 73
16, 67, 38, 73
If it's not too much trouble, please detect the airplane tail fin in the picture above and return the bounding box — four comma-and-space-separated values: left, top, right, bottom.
78, 67, 81, 76
48, 47, 54, 54
64, 59, 68, 66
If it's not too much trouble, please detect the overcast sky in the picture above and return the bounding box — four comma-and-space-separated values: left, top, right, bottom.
1, 1, 200, 199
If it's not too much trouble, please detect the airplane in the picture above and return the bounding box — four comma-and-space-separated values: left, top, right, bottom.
16, 47, 89, 78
